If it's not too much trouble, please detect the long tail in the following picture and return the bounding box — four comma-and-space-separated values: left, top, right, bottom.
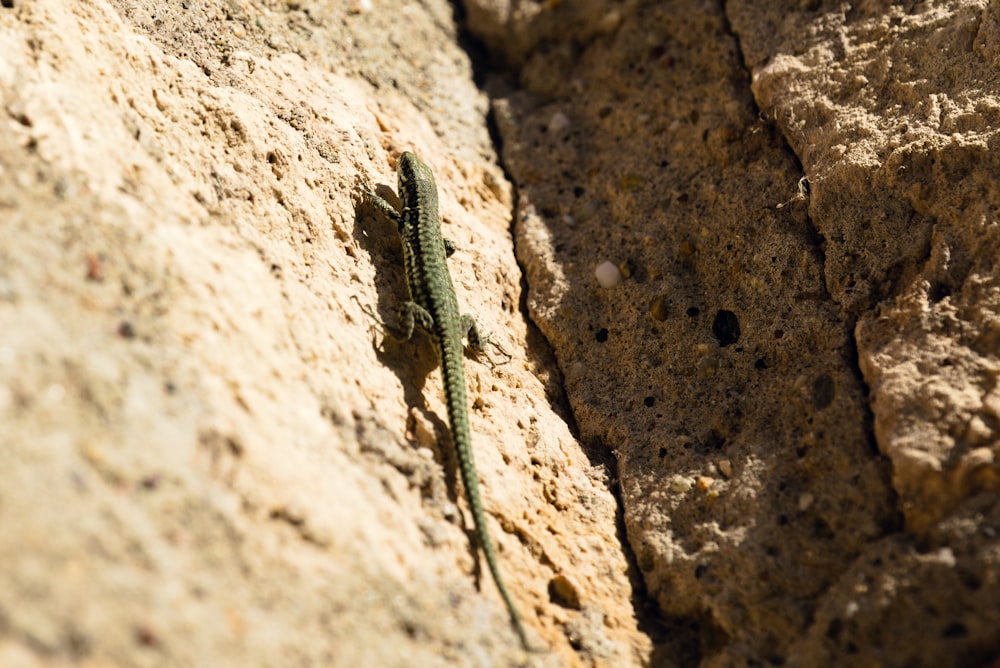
439, 339, 528, 646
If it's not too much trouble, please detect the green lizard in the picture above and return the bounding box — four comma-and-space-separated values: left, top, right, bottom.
363, 151, 529, 646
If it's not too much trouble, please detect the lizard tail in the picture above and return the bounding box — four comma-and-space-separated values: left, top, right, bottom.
439, 340, 529, 646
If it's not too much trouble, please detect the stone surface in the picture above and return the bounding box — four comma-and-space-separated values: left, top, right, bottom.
487, 0, 898, 662
475, 0, 1000, 664
734, 2, 1000, 661
0, 1, 647, 666
4, 0, 1000, 665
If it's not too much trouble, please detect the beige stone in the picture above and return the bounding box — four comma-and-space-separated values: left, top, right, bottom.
0, 1, 646, 665
6, 0, 1000, 665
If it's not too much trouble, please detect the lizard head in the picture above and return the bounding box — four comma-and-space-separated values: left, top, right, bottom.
397, 151, 437, 195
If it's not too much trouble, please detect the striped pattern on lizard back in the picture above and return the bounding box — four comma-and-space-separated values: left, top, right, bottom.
364, 151, 528, 646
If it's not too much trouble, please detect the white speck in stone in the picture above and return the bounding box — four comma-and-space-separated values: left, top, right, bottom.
567, 361, 587, 381
798, 492, 815, 511
669, 475, 693, 493
933, 547, 956, 567
595, 261, 621, 288
845, 601, 859, 618
548, 111, 571, 134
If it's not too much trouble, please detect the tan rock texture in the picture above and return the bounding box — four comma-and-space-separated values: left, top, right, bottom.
474, 0, 1000, 665
3, 0, 1000, 666
1, 1, 645, 666
734, 2, 1000, 664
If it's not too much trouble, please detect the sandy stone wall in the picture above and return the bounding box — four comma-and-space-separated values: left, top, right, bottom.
2, 1, 999, 666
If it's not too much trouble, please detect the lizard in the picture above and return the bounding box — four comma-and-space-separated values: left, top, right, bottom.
363, 151, 529, 646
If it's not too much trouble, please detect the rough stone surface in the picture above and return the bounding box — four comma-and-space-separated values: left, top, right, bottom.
0, 1, 647, 666
734, 1, 1000, 662
5, 0, 1000, 665
487, 0, 897, 663
736, 0, 1000, 533
473, 0, 1000, 664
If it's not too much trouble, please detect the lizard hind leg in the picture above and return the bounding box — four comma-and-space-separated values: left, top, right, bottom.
460, 314, 485, 352
398, 301, 435, 341
460, 314, 512, 366
350, 296, 434, 347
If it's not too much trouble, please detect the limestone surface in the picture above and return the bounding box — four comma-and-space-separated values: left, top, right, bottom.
1, 1, 646, 666
4, 0, 1000, 666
